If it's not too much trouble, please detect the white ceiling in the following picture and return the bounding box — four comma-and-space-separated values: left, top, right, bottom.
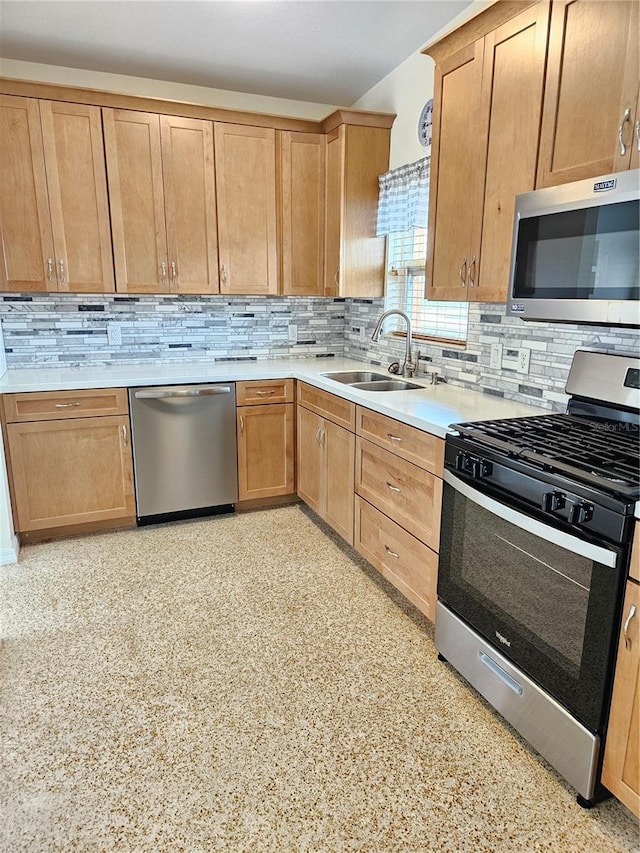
0, 0, 474, 105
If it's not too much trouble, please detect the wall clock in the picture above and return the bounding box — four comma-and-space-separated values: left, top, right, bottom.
418, 98, 433, 149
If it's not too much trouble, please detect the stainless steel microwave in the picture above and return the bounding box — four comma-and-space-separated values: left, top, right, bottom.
507, 169, 639, 326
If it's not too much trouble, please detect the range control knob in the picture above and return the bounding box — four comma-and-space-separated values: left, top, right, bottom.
470, 458, 492, 480
542, 491, 566, 513
567, 501, 594, 526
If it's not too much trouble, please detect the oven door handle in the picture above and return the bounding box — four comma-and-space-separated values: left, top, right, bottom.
443, 470, 618, 569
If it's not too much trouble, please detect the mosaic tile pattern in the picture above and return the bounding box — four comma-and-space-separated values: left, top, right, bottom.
0, 293, 638, 410
0, 294, 347, 367
345, 299, 640, 411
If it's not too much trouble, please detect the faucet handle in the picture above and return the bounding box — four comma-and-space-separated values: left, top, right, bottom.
388, 362, 401, 375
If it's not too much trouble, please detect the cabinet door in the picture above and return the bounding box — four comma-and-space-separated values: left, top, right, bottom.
0, 95, 55, 292
103, 109, 169, 293
40, 101, 114, 293
537, 0, 640, 186
7, 415, 135, 532
426, 40, 485, 301
323, 126, 344, 297
473, 3, 549, 302
237, 403, 295, 500
215, 123, 278, 295
602, 581, 640, 818
279, 131, 325, 295
161, 115, 219, 294
323, 419, 355, 546
296, 405, 323, 514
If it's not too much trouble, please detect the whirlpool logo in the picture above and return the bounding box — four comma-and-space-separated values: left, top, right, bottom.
495, 631, 511, 647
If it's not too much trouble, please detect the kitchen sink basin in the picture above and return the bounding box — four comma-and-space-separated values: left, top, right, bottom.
322, 370, 389, 384
350, 379, 423, 392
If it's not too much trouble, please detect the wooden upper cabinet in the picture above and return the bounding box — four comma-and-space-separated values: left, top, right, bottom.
426, 1, 549, 303
0, 95, 55, 292
279, 131, 325, 296
40, 101, 114, 292
426, 41, 485, 301
474, 2, 549, 301
214, 122, 278, 295
324, 124, 389, 298
103, 109, 169, 293
537, 0, 640, 186
104, 109, 219, 294
160, 115, 219, 294
0, 95, 112, 293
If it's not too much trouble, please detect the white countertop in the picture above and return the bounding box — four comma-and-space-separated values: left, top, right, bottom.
0, 357, 546, 438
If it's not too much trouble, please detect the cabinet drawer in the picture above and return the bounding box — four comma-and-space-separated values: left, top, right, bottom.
3, 388, 129, 422
236, 378, 294, 405
356, 406, 444, 475
297, 382, 355, 430
355, 496, 438, 622
356, 437, 442, 551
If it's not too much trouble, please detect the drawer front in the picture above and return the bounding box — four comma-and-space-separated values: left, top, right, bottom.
297, 382, 355, 431
355, 496, 438, 621
3, 388, 129, 422
356, 437, 442, 551
356, 406, 444, 476
236, 378, 294, 406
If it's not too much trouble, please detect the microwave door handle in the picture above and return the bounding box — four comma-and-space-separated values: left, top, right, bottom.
443, 470, 617, 568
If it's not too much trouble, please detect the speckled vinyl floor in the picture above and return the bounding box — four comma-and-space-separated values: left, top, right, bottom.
1, 505, 638, 852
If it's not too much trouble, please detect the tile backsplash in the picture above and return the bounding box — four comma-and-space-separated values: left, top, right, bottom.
1, 293, 638, 411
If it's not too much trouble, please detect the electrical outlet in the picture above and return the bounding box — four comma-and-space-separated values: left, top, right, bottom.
288, 324, 298, 343
490, 343, 503, 369
518, 347, 531, 374
107, 323, 122, 346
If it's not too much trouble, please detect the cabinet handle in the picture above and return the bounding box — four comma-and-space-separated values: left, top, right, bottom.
636, 119, 640, 153
315, 426, 322, 445
54, 401, 82, 408
468, 255, 476, 288
624, 604, 637, 650
384, 545, 400, 559
459, 256, 467, 287
618, 107, 632, 156
46, 258, 55, 284
221, 264, 228, 287
170, 261, 177, 286
121, 424, 128, 446
239, 415, 245, 436
334, 269, 340, 288
160, 261, 168, 286
255, 389, 276, 396
386, 433, 403, 442
58, 258, 66, 284
386, 481, 401, 493
320, 427, 325, 447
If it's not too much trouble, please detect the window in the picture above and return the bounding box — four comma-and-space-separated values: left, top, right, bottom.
376, 157, 468, 344
384, 227, 468, 344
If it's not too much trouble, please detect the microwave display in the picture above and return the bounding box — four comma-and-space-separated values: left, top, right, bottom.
513, 200, 640, 301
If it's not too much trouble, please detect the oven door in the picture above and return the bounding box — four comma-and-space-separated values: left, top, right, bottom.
438, 470, 626, 732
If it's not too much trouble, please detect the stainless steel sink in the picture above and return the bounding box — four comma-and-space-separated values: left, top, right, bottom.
350, 379, 423, 392
322, 370, 389, 384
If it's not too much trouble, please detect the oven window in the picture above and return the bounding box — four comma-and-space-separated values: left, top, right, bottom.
513, 199, 639, 301
438, 479, 623, 730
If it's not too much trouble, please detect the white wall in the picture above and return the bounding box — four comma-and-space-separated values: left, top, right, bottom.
0, 58, 338, 120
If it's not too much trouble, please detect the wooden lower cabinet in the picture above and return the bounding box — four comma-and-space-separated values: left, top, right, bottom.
296, 403, 355, 545
355, 496, 438, 621
602, 580, 640, 817
237, 403, 295, 500
6, 414, 135, 533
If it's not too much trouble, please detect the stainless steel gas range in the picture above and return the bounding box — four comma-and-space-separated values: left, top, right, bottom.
435, 349, 639, 807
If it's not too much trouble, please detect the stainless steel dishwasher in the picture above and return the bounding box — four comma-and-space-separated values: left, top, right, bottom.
128, 384, 238, 523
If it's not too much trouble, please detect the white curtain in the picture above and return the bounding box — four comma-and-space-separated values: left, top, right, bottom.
376, 157, 430, 236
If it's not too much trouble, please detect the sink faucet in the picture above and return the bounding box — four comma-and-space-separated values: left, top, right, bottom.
371, 309, 416, 377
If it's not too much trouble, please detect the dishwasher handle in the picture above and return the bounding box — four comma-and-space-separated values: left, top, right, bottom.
134, 386, 232, 399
